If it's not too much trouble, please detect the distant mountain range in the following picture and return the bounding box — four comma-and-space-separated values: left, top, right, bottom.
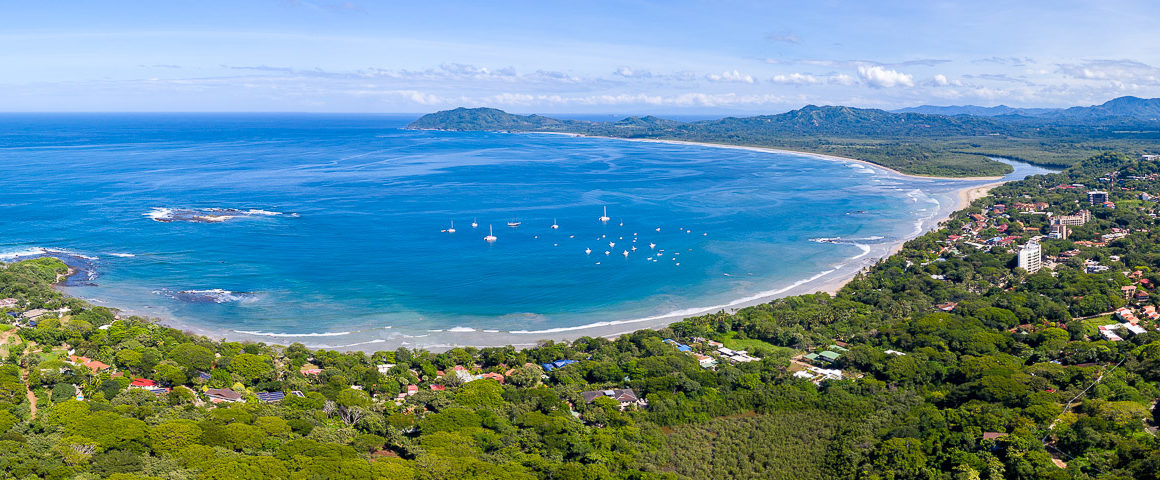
407, 96, 1160, 177
409, 96, 1160, 140
894, 96, 1160, 121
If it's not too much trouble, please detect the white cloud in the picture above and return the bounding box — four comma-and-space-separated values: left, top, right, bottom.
1056, 59, 1160, 85
829, 74, 856, 86
706, 70, 755, 84
933, 74, 949, 86
770, 73, 821, 85
857, 65, 914, 88
765, 31, 800, 44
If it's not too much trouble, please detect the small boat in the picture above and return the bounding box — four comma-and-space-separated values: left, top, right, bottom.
649, 243, 656, 249
622, 250, 629, 257
655, 227, 661, 232
507, 221, 521, 227
619, 220, 624, 227
608, 241, 615, 248
484, 225, 497, 243
599, 206, 611, 223
551, 219, 559, 229
471, 218, 478, 228
447, 220, 456, 234
604, 250, 611, 255
585, 248, 591, 254
631, 246, 637, 251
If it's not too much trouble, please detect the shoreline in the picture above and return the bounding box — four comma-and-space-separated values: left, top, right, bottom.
523, 132, 1007, 182
36, 137, 1010, 353
199, 139, 1001, 352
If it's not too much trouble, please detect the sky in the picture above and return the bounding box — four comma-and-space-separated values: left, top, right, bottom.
2, 0, 1160, 114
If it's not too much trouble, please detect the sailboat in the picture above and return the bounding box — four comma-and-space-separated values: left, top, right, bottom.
447, 220, 456, 234
471, 218, 478, 228
599, 206, 611, 223
484, 225, 497, 243
551, 218, 559, 229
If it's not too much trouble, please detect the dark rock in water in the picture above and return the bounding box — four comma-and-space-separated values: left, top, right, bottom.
157, 288, 254, 304
146, 207, 292, 223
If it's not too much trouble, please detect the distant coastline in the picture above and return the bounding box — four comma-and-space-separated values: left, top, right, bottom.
524, 131, 1007, 182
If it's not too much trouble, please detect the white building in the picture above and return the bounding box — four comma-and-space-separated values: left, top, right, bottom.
1017, 241, 1043, 274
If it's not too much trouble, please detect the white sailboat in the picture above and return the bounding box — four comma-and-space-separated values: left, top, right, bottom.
447, 220, 456, 234
599, 206, 611, 223
484, 225, 497, 243
551, 218, 559, 229
471, 218, 478, 228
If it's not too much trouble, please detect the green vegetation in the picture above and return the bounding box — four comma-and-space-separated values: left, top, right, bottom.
407, 98, 1160, 177
0, 152, 1159, 478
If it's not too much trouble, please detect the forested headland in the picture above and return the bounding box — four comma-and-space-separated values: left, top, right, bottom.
1, 152, 1160, 478
408, 97, 1160, 178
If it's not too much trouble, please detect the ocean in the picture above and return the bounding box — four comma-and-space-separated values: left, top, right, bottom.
0, 114, 1054, 350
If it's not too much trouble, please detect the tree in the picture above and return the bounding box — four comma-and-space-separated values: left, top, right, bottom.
228, 353, 274, 383
336, 389, 371, 426
168, 343, 214, 371
56, 435, 100, 466
149, 420, 203, 455
255, 416, 292, 437
454, 379, 504, 409
51, 382, 76, 403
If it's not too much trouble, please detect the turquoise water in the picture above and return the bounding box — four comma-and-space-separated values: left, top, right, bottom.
0, 114, 1052, 349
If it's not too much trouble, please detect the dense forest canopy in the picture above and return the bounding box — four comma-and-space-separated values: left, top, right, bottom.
0, 152, 1159, 478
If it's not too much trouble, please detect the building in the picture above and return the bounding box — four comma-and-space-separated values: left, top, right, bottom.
1088, 191, 1109, 205
716, 347, 758, 363
694, 354, 717, 369
256, 391, 302, 403
581, 388, 646, 410
205, 388, 244, 403
541, 359, 578, 372
1051, 210, 1091, 226
817, 351, 842, 363
1049, 224, 1068, 240
129, 378, 156, 389
1017, 241, 1043, 273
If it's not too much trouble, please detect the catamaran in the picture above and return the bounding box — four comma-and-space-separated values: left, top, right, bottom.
599, 206, 610, 223
484, 225, 497, 242
551, 218, 559, 229
447, 220, 456, 234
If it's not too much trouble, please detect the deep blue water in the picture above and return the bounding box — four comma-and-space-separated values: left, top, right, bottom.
0, 114, 1053, 349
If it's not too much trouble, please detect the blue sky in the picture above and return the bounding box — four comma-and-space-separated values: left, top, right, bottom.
2, 0, 1159, 113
